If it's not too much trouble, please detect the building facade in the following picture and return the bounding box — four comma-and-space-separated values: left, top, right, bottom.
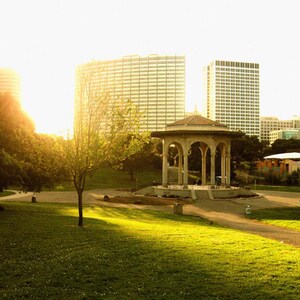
269, 129, 300, 145
76, 55, 185, 132
292, 116, 300, 129
260, 116, 293, 142
260, 116, 300, 143
0, 68, 21, 101
203, 60, 260, 136
257, 152, 300, 175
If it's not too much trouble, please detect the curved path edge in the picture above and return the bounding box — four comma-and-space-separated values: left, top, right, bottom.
1, 189, 300, 248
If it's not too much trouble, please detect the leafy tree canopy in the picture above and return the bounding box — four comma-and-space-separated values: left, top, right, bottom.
0, 92, 66, 192
0, 92, 34, 150
271, 138, 300, 154
122, 136, 161, 180
63, 65, 146, 226
17, 132, 68, 192
231, 133, 269, 164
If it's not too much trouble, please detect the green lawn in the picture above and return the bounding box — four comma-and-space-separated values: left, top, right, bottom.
1, 202, 300, 299
55, 168, 162, 191
249, 207, 300, 231
250, 184, 300, 193
0, 191, 15, 197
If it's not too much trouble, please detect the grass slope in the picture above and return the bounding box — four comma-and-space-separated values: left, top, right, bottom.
249, 207, 300, 231
250, 184, 300, 193
55, 168, 162, 191
1, 202, 300, 299
0, 191, 15, 197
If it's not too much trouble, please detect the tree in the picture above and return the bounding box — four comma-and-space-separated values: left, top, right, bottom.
122, 136, 161, 180
231, 133, 269, 166
62, 66, 143, 227
0, 92, 67, 192
0, 149, 20, 192
16, 132, 68, 192
0, 92, 34, 190
0, 92, 34, 155
271, 139, 300, 154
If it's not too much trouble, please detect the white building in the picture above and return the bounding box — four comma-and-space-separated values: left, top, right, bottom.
292, 115, 300, 129
260, 116, 300, 142
76, 55, 185, 132
269, 129, 300, 145
203, 60, 260, 136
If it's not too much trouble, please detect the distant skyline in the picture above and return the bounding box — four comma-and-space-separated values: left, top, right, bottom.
1, 0, 299, 134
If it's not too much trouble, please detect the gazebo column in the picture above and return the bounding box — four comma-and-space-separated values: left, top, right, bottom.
221, 148, 226, 186
178, 153, 183, 185
200, 144, 208, 186
162, 143, 168, 188
226, 150, 231, 186
201, 154, 207, 185
183, 150, 189, 188
210, 150, 216, 185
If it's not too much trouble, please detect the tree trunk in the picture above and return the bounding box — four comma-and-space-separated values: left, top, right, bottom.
77, 190, 84, 227
129, 169, 135, 181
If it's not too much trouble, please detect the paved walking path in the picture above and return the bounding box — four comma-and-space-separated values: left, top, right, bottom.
1, 189, 300, 247
183, 191, 300, 247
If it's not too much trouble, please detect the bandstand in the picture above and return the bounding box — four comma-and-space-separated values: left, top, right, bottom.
151, 115, 240, 190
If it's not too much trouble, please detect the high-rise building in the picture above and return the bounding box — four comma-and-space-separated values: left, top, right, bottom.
203, 60, 260, 136
75, 55, 185, 132
0, 68, 21, 101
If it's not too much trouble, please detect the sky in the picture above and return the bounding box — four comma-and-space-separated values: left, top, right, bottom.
1, 0, 300, 135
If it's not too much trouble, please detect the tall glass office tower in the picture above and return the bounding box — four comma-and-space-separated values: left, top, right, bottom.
76, 55, 185, 132
203, 60, 260, 136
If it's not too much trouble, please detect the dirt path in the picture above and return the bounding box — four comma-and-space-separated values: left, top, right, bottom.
96, 189, 300, 247
1, 189, 300, 247
183, 200, 300, 247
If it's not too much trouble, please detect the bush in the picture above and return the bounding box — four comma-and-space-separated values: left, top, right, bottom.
264, 171, 282, 185
286, 170, 300, 186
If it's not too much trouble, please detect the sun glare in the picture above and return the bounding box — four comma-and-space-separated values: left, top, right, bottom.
20, 67, 75, 136
1, 0, 300, 138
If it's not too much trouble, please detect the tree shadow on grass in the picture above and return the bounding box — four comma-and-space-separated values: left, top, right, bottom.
1, 202, 299, 299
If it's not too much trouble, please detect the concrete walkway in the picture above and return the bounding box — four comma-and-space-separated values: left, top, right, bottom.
1, 189, 300, 248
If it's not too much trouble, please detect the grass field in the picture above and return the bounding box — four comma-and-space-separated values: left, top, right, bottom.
1, 202, 300, 299
55, 168, 162, 191
249, 207, 300, 232
59, 168, 299, 193
0, 191, 15, 197
250, 184, 300, 193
